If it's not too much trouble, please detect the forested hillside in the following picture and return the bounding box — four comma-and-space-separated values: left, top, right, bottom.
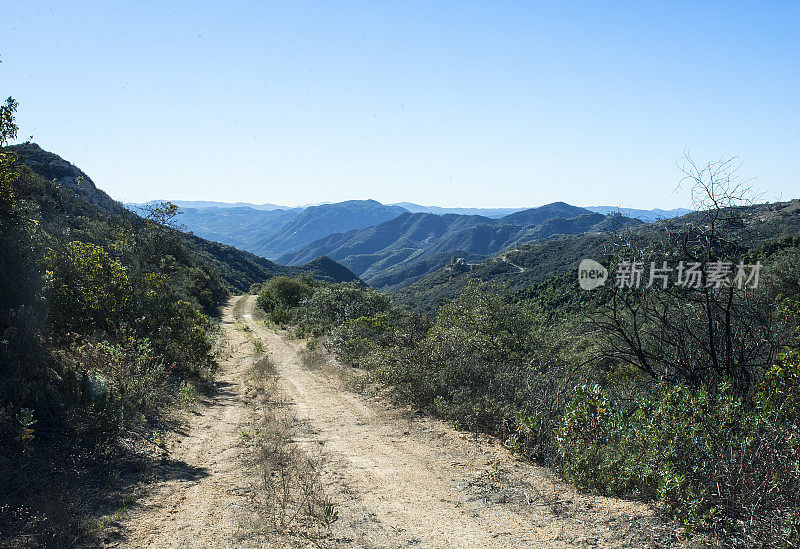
395, 199, 800, 312
9, 143, 358, 290
2, 96, 797, 547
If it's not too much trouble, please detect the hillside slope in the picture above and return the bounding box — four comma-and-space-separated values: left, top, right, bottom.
9, 144, 359, 290
394, 199, 800, 312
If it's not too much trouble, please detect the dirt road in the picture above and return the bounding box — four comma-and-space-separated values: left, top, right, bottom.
117, 295, 673, 548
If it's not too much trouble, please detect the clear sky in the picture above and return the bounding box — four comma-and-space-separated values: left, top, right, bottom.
1, 1, 798, 208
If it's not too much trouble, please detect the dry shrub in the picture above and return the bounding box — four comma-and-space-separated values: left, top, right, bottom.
299, 341, 328, 370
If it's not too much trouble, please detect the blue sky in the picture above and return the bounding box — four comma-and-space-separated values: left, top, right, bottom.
1, 1, 798, 208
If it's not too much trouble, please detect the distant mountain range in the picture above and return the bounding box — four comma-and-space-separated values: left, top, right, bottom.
584, 206, 692, 222
394, 200, 800, 313
175, 207, 301, 251
277, 203, 641, 289
249, 200, 407, 258
152, 200, 297, 211
390, 202, 523, 218
124, 198, 690, 290
15, 144, 795, 311
143, 200, 691, 222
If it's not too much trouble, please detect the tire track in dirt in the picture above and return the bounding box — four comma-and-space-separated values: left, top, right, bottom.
114, 295, 674, 548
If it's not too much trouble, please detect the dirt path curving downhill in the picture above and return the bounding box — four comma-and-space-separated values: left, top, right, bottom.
116, 295, 677, 548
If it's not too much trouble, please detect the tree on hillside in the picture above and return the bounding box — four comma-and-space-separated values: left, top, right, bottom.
594, 156, 783, 391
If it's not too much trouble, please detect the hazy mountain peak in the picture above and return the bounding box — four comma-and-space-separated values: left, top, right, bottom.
248, 199, 408, 258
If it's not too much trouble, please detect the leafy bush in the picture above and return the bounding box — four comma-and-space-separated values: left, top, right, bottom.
556, 364, 800, 545
258, 276, 313, 311
366, 283, 579, 461
46, 241, 133, 334
250, 242, 800, 547
63, 336, 170, 436
328, 313, 391, 366
305, 282, 392, 332
135, 273, 214, 376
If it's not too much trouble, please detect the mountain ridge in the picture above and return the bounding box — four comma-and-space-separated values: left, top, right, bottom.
248, 199, 408, 259
279, 204, 641, 288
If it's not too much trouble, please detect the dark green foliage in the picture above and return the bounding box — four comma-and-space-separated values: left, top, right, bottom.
556, 361, 799, 545
256, 278, 393, 336
0, 105, 48, 424
393, 234, 614, 313
369, 282, 582, 461
10, 143, 359, 294
1, 162, 217, 412
257, 276, 314, 323
306, 282, 392, 329
62, 336, 173, 436
133, 273, 215, 374
0, 118, 222, 542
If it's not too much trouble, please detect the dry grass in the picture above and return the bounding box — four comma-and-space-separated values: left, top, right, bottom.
231, 294, 249, 319
298, 342, 328, 370
248, 355, 338, 542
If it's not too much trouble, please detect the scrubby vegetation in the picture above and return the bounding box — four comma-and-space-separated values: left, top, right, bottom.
256, 171, 800, 546
0, 101, 227, 544
4, 80, 799, 546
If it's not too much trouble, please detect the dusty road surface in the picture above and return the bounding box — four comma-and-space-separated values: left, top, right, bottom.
115, 296, 267, 548
117, 295, 676, 548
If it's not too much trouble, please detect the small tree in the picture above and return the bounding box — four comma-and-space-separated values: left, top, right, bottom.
140, 201, 183, 230
593, 156, 781, 391
0, 97, 19, 213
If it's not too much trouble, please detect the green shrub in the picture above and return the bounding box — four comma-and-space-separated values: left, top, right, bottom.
46, 241, 133, 334
557, 367, 800, 545
63, 335, 170, 437
328, 314, 390, 365
134, 273, 214, 376
366, 283, 577, 462
305, 282, 391, 332
258, 276, 313, 311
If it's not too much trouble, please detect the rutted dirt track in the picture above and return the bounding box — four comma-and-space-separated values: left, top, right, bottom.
118, 295, 675, 548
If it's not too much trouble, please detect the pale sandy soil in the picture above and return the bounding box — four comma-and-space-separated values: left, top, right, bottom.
113, 295, 680, 548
